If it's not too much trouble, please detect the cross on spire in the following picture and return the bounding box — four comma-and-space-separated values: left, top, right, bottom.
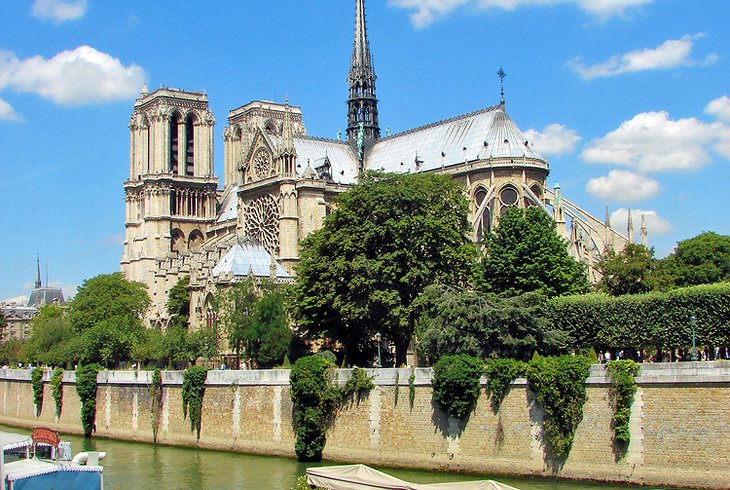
497, 67, 506, 107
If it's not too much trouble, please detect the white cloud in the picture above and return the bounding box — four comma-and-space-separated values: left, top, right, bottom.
568, 34, 717, 80
586, 170, 659, 203
0, 295, 29, 306
610, 208, 671, 237
581, 111, 725, 173
0, 97, 20, 121
705, 95, 730, 122
388, 0, 653, 29
32, 0, 87, 23
0, 46, 146, 106
524, 123, 581, 157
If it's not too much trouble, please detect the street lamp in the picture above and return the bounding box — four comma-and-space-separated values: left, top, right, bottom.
689, 314, 697, 361
375, 332, 382, 368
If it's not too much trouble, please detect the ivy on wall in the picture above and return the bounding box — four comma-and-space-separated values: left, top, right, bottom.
484, 358, 527, 412
150, 368, 163, 443
50, 368, 64, 418
182, 366, 208, 440
606, 359, 639, 451
526, 355, 590, 460
31, 368, 44, 416
290, 357, 374, 461
394, 371, 400, 407
432, 355, 483, 419
408, 368, 415, 410
76, 364, 102, 437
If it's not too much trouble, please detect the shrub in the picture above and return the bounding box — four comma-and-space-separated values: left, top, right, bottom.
149, 368, 163, 443
76, 364, 102, 437
484, 358, 527, 412
606, 359, 639, 449
432, 355, 483, 419
50, 368, 64, 418
408, 368, 416, 410
181, 366, 208, 439
527, 355, 590, 460
31, 368, 44, 416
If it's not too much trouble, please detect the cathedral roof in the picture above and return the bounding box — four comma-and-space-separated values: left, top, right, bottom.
216, 184, 239, 223
27, 287, 64, 307
211, 239, 291, 280
293, 137, 359, 184
365, 106, 546, 173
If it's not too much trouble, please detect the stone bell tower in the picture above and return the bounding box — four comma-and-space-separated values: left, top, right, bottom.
121, 86, 219, 286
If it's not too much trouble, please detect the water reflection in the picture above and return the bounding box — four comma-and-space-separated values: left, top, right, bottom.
1, 425, 682, 490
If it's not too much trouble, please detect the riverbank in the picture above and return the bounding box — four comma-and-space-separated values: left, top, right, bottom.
0, 362, 727, 489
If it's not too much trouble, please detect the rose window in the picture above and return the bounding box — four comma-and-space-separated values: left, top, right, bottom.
244, 194, 280, 254
253, 148, 273, 179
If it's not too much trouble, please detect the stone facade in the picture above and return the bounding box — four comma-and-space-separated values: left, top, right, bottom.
0, 362, 727, 488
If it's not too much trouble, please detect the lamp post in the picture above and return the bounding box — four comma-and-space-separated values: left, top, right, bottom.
690, 314, 697, 361
375, 332, 382, 368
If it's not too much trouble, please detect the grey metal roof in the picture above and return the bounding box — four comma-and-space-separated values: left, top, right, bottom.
27, 288, 65, 307
365, 106, 546, 173
216, 184, 239, 223
293, 137, 359, 184
211, 239, 291, 279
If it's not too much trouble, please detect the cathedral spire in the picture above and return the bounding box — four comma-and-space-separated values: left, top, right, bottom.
640, 213, 648, 247
281, 96, 295, 154
347, 0, 380, 147
35, 254, 42, 289
627, 209, 634, 243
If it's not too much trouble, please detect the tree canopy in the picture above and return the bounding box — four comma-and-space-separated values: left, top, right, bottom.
596, 243, 656, 296
67, 273, 150, 332
480, 207, 589, 298
662, 232, 730, 287
292, 171, 476, 366
166, 276, 191, 329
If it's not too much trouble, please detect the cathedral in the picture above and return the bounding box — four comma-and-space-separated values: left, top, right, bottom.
121, 0, 631, 331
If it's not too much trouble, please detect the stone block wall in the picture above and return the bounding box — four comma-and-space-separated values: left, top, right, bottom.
0, 363, 728, 489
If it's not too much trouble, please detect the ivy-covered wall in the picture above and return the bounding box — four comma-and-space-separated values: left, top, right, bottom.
0, 364, 727, 489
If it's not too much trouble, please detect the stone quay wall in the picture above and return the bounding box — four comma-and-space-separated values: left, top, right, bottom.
0, 362, 728, 489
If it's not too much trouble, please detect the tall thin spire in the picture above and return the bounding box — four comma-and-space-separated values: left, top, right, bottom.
35, 254, 41, 289
640, 213, 648, 247
347, 0, 380, 146
627, 209, 634, 243
497, 67, 506, 109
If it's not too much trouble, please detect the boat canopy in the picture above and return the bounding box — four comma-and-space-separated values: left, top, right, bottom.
306, 465, 522, 490
0, 433, 32, 452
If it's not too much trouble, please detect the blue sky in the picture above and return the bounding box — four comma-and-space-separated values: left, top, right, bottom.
1, 0, 729, 303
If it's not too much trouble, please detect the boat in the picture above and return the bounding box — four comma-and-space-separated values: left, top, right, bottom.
0, 428, 105, 490
306, 464, 522, 490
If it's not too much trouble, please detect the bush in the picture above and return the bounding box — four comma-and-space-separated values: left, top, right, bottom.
527, 355, 590, 460
76, 364, 102, 437
432, 355, 483, 419
50, 368, 64, 418
31, 368, 44, 416
606, 359, 639, 448
484, 358, 527, 412
290, 356, 333, 461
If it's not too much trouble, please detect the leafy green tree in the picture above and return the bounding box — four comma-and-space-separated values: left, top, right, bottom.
480, 206, 589, 297
67, 273, 150, 332
24, 304, 73, 365
661, 232, 730, 287
248, 289, 292, 368
166, 276, 191, 329
292, 171, 476, 365
218, 279, 260, 359
0, 339, 24, 366
0, 313, 6, 335
596, 243, 656, 296
415, 284, 568, 364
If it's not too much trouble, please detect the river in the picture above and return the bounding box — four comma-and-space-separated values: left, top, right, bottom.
1, 424, 682, 490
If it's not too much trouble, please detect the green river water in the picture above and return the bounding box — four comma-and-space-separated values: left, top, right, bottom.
1, 425, 683, 490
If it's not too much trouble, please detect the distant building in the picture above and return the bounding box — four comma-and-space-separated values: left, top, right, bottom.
0, 258, 65, 340
121, 0, 630, 330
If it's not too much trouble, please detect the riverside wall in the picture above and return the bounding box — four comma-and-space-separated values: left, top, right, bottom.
0, 363, 728, 489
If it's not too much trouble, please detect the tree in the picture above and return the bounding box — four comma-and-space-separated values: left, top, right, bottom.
166, 276, 191, 329
67, 273, 150, 332
480, 206, 589, 297
247, 289, 291, 368
24, 304, 73, 365
661, 232, 730, 287
218, 279, 260, 359
292, 171, 476, 365
596, 243, 656, 296
415, 284, 568, 364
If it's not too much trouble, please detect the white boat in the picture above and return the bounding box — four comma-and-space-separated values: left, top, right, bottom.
306, 464, 521, 490
0, 428, 104, 490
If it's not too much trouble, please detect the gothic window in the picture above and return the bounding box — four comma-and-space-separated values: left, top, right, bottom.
243, 194, 280, 254
253, 148, 273, 179
169, 114, 180, 173
171, 228, 185, 252
474, 188, 491, 242
170, 189, 178, 215
499, 185, 518, 216
526, 183, 543, 208
185, 115, 195, 176
188, 229, 204, 249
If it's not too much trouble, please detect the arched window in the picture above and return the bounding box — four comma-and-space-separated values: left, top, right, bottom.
188, 229, 204, 249
169, 114, 180, 173
171, 228, 185, 252
185, 115, 195, 176
499, 185, 518, 216
526, 183, 543, 208
474, 188, 491, 242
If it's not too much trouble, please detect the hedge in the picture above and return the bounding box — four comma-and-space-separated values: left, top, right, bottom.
547, 283, 730, 351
